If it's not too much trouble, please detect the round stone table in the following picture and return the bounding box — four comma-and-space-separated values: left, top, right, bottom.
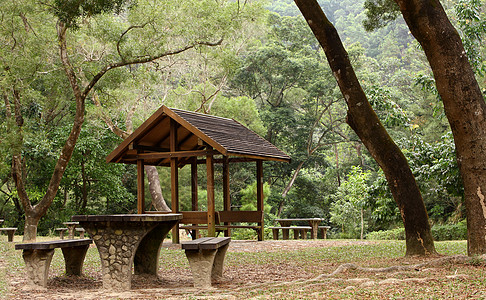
72, 214, 182, 291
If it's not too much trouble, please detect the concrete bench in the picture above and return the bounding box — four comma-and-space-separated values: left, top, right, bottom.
180, 225, 261, 238
15, 239, 92, 288
181, 237, 231, 288
268, 226, 312, 240
75, 227, 85, 238
55, 228, 68, 239
0, 228, 17, 242
318, 226, 331, 239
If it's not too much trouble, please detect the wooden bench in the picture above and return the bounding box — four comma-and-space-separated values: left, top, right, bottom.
0, 228, 17, 242
181, 237, 231, 288
217, 211, 263, 240
179, 211, 264, 241
268, 226, 312, 240
15, 239, 92, 288
318, 226, 331, 239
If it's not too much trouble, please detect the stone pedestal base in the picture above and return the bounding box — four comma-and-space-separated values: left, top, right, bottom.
62, 244, 90, 275
21, 242, 90, 288
22, 249, 55, 288
79, 219, 178, 291
184, 242, 229, 288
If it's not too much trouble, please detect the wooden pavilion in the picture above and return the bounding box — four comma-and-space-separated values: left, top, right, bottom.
106, 106, 290, 242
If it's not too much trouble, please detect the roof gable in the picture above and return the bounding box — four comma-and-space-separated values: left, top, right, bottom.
106, 106, 290, 165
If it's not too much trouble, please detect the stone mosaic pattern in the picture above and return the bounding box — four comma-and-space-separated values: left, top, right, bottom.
80, 221, 176, 291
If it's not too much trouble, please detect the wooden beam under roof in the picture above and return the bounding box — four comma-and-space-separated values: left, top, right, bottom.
121, 150, 216, 161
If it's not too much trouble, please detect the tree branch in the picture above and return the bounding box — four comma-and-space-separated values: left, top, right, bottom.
82, 38, 224, 100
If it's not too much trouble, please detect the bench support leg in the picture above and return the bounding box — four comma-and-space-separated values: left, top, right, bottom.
134, 223, 170, 275
7, 231, 15, 242
211, 243, 229, 281
185, 249, 217, 288
282, 228, 290, 240
320, 228, 328, 239
271, 228, 279, 240
22, 249, 55, 288
257, 226, 264, 241
293, 229, 300, 239
61, 244, 90, 276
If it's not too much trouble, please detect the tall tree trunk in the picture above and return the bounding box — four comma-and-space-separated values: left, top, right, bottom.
10, 22, 86, 242
145, 165, 171, 211
23, 210, 42, 242
294, 0, 436, 255
394, 0, 486, 256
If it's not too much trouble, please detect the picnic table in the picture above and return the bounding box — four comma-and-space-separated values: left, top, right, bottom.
63, 221, 79, 239
0, 228, 17, 242
275, 218, 326, 239
71, 213, 182, 291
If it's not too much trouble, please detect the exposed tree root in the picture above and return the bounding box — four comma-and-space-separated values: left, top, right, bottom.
218, 254, 480, 295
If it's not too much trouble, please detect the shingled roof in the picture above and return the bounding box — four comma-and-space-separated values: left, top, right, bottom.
106, 106, 290, 165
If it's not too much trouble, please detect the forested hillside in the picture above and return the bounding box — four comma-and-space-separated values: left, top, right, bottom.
1, 0, 484, 240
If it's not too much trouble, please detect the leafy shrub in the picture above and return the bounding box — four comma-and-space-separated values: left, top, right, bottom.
366, 228, 405, 240
241, 228, 277, 240
431, 221, 467, 241
366, 221, 467, 241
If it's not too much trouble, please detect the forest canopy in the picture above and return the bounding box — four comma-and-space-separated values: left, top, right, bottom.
1, 0, 483, 241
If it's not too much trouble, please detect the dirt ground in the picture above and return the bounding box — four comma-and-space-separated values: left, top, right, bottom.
4, 240, 377, 299
4, 240, 483, 299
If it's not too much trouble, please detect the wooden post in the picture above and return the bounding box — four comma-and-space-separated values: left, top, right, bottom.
170, 119, 180, 243
206, 151, 216, 237
137, 159, 145, 214
223, 155, 231, 237
191, 158, 198, 211
256, 160, 264, 241
191, 158, 198, 239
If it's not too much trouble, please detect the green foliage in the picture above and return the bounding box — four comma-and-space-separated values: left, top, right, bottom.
366, 221, 467, 241
239, 181, 271, 213
366, 85, 410, 127
52, 0, 131, 28
363, 0, 400, 31
1, 0, 477, 240
400, 132, 463, 223
431, 220, 467, 241
366, 227, 405, 240
454, 0, 486, 75
368, 172, 401, 229
330, 166, 371, 238
283, 168, 335, 219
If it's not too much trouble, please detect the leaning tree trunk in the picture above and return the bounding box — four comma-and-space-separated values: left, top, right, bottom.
394, 0, 486, 256
145, 165, 171, 211
294, 0, 436, 255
